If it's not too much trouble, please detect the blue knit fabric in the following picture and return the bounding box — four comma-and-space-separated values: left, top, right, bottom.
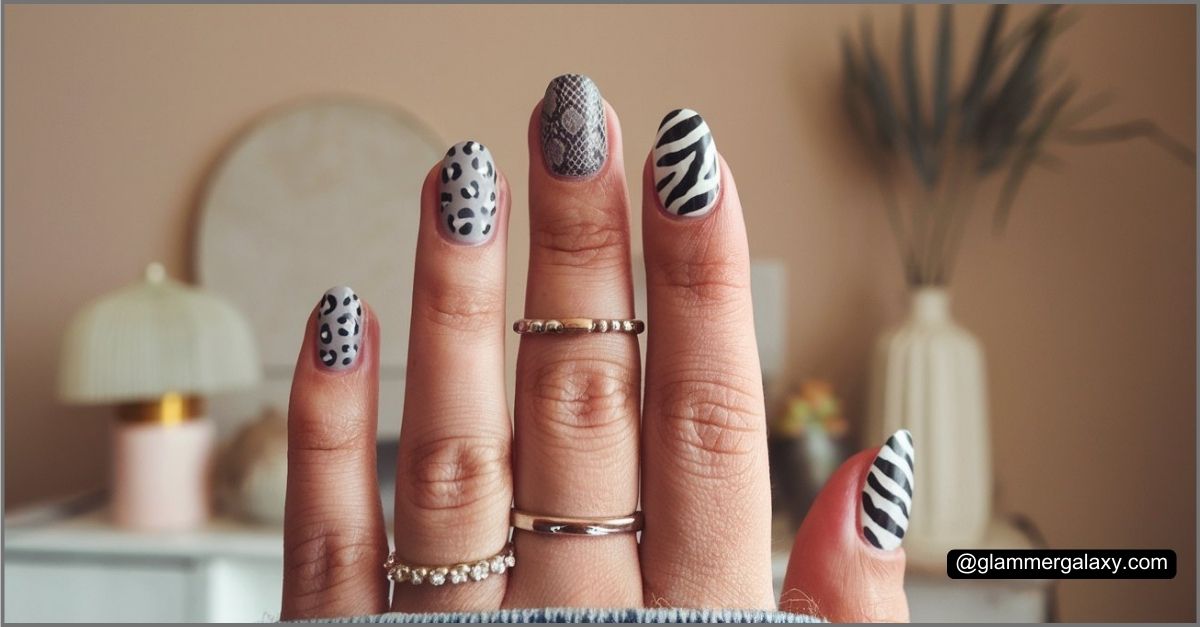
303, 608, 823, 623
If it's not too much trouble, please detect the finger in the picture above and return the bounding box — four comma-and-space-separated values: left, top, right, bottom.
780, 431, 913, 622
282, 289, 388, 619
391, 142, 513, 612
639, 111, 774, 608
505, 74, 642, 607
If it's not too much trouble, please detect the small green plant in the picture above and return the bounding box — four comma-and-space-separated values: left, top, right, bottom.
841, 5, 1194, 285
770, 380, 848, 439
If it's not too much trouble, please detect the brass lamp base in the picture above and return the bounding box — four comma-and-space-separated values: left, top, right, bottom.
115, 393, 204, 425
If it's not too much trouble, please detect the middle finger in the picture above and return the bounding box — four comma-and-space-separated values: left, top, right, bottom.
505, 74, 643, 607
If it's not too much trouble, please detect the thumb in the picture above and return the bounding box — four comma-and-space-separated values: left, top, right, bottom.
780, 430, 913, 622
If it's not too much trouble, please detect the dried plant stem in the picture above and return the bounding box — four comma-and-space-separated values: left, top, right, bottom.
1058, 121, 1197, 166
920, 193, 944, 284
911, 188, 932, 283
873, 158, 919, 283
926, 152, 969, 283
939, 178, 982, 284
841, 5, 1194, 287
898, 141, 960, 285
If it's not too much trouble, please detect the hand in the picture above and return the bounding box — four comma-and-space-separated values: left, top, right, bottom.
280, 74, 911, 622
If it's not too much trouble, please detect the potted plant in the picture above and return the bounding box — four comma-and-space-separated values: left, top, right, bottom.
769, 380, 850, 529
840, 5, 1193, 563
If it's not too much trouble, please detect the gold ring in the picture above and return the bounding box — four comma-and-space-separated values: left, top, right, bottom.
384, 543, 514, 586
511, 509, 644, 536
513, 318, 645, 335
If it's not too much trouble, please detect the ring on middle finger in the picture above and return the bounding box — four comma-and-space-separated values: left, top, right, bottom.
512, 317, 645, 335
510, 509, 644, 536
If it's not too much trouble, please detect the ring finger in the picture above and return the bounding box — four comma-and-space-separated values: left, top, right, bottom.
639, 112, 775, 608
504, 74, 642, 607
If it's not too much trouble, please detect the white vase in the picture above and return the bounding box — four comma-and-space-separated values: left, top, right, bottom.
866, 287, 991, 565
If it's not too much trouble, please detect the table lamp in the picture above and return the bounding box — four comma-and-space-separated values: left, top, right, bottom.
58, 262, 261, 530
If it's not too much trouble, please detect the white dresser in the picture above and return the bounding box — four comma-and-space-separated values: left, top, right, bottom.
7, 503, 1050, 622
5, 507, 284, 622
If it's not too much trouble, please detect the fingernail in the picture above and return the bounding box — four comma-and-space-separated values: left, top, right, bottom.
861, 429, 914, 551
653, 108, 720, 218
539, 73, 607, 178
316, 286, 363, 371
439, 140, 498, 244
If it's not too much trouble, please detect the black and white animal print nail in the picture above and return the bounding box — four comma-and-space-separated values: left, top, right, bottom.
540, 74, 607, 177
316, 286, 362, 371
439, 141, 498, 244
861, 429, 915, 551
653, 109, 720, 218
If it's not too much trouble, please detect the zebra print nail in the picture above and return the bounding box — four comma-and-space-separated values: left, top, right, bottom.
316, 286, 362, 371
439, 140, 498, 244
861, 429, 914, 551
653, 109, 720, 218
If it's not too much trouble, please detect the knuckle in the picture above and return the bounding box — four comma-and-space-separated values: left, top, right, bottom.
654, 370, 765, 480
289, 397, 372, 454
284, 521, 382, 600
416, 285, 504, 333
654, 257, 750, 309
401, 436, 510, 514
527, 356, 636, 450
534, 214, 629, 270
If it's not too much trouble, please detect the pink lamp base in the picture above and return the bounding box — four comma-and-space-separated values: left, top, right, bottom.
110, 417, 214, 530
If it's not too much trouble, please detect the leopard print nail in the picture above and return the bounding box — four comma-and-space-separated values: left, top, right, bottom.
316, 286, 362, 371
439, 141, 498, 244
539, 74, 607, 178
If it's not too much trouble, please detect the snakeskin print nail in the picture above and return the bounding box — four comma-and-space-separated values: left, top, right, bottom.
539, 74, 607, 178
439, 141, 498, 244
653, 109, 720, 218
316, 286, 362, 371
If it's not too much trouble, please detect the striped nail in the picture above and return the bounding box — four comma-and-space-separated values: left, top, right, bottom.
861, 429, 914, 551
653, 108, 720, 218
439, 140, 498, 245
316, 286, 362, 371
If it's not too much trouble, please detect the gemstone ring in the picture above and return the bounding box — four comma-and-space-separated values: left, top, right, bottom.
384, 544, 515, 587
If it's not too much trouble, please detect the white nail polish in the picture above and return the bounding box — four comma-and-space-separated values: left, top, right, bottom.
316, 286, 362, 371
652, 108, 720, 218
439, 140, 498, 245
861, 429, 914, 551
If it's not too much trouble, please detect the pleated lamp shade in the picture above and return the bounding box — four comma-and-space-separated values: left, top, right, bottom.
58, 262, 261, 404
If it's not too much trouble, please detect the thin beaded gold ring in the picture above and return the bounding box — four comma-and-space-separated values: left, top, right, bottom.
513, 318, 645, 335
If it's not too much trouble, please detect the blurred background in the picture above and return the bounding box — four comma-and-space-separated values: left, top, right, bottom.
3, 4, 1195, 623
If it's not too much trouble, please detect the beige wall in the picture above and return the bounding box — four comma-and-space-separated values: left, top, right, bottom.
4, 5, 1194, 621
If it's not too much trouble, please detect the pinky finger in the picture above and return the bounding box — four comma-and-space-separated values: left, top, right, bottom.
780, 431, 913, 622
281, 289, 389, 620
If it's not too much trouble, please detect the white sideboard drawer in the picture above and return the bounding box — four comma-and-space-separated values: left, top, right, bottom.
6, 507, 288, 622
5, 557, 197, 622
202, 557, 283, 622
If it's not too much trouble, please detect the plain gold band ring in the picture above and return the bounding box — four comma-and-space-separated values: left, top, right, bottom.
511, 509, 644, 536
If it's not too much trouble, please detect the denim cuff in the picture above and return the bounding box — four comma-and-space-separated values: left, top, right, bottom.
303, 607, 824, 623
